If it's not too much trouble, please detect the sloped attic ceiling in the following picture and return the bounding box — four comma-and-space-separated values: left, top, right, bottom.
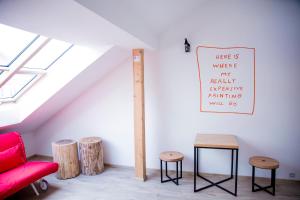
0, 0, 153, 131
0, 0, 154, 49
75, 0, 207, 38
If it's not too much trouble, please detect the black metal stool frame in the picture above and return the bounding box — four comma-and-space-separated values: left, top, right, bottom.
252, 166, 276, 195
194, 147, 239, 196
160, 160, 182, 185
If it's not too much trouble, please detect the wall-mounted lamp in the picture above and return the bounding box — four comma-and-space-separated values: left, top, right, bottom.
184, 38, 190, 53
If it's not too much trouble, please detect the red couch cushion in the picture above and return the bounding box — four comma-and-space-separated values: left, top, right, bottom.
0, 161, 59, 199
0, 132, 26, 153
0, 144, 26, 173
0, 132, 27, 172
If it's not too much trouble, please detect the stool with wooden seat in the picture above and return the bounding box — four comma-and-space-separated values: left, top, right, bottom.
249, 156, 279, 195
160, 151, 184, 185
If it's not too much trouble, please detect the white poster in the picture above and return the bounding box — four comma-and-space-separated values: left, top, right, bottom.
196, 46, 255, 115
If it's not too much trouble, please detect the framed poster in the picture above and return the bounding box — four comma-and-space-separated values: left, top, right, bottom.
196, 46, 255, 115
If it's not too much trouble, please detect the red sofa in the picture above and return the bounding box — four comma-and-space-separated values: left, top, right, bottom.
0, 132, 58, 199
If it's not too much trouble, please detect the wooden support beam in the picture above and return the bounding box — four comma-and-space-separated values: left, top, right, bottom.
132, 49, 146, 181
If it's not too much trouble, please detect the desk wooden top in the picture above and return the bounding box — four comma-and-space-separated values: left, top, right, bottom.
194, 134, 239, 149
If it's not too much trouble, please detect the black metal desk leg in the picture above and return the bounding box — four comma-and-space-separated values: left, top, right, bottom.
231, 149, 234, 178
196, 148, 199, 176
252, 166, 255, 192
165, 161, 168, 177
176, 161, 179, 185
180, 160, 183, 178
160, 160, 163, 183
235, 149, 239, 196
271, 169, 276, 195
194, 147, 196, 192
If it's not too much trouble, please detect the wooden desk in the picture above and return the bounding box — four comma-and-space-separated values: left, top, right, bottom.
194, 134, 239, 149
194, 134, 239, 196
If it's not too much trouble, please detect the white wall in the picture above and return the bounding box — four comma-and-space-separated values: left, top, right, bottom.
34, 0, 300, 180
156, 0, 300, 179
21, 131, 36, 157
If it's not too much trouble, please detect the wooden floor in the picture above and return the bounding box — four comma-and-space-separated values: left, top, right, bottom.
7, 158, 300, 200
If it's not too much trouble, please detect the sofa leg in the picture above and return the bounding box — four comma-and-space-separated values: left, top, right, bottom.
30, 183, 40, 196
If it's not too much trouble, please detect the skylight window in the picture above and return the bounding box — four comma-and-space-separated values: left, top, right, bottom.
0, 24, 73, 104
0, 74, 37, 99
23, 39, 72, 70
0, 24, 38, 67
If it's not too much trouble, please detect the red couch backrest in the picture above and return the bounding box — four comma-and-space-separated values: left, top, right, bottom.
0, 132, 27, 173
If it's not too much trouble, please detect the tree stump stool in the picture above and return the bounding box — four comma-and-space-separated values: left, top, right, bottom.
52, 139, 80, 179
79, 137, 104, 175
249, 156, 279, 195
159, 151, 184, 185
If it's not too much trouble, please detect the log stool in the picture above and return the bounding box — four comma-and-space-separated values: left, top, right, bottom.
79, 137, 104, 175
52, 139, 80, 179
249, 156, 279, 195
160, 151, 184, 185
